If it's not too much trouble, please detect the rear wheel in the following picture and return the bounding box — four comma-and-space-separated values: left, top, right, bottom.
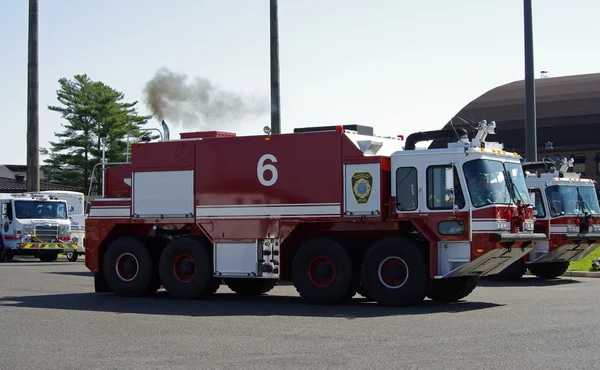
361, 236, 428, 307
427, 276, 479, 302
292, 237, 354, 305
484, 258, 526, 281
103, 236, 157, 297
226, 279, 277, 296
159, 236, 218, 299
527, 262, 569, 279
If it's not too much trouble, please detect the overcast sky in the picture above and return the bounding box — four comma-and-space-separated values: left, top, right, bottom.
1, 0, 599, 165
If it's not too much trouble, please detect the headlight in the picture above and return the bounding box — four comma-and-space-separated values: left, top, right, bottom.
72, 236, 79, 243
524, 220, 535, 231
497, 221, 508, 230
567, 225, 578, 233
23, 225, 34, 234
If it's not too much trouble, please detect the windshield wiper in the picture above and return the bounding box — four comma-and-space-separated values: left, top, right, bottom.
576, 188, 591, 216
502, 167, 522, 205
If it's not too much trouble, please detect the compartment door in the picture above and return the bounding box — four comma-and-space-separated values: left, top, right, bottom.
343, 163, 381, 217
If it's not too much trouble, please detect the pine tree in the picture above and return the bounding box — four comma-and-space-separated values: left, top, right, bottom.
41, 74, 155, 194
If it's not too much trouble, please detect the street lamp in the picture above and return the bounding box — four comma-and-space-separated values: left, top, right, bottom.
125, 128, 164, 162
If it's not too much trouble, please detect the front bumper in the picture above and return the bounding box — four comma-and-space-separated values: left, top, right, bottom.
492, 232, 547, 243
440, 243, 535, 278
528, 233, 600, 264
13, 243, 78, 251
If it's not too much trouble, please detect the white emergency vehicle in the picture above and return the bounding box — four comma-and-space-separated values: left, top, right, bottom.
0, 193, 77, 262
39, 191, 86, 262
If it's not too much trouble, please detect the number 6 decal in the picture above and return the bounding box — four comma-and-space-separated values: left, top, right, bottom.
257, 154, 278, 186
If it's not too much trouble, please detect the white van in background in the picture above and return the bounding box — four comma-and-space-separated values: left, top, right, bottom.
40, 191, 85, 262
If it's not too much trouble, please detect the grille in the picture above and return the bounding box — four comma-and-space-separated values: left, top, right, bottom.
34, 226, 59, 242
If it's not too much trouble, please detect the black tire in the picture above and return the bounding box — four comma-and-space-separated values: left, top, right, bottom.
66, 251, 79, 262
226, 279, 277, 296
484, 258, 527, 281
292, 237, 354, 305
361, 236, 428, 307
102, 236, 156, 297
427, 276, 479, 302
94, 271, 112, 293
527, 262, 570, 279
38, 251, 58, 262
1, 250, 14, 262
159, 236, 217, 299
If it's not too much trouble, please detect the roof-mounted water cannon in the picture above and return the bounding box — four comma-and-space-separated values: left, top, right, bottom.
558, 157, 574, 175
472, 120, 497, 149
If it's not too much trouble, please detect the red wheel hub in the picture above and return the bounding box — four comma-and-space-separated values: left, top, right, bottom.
172, 254, 196, 283
307, 256, 336, 288
115, 253, 139, 282
378, 256, 408, 289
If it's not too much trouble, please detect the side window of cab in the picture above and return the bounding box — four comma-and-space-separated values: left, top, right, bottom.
531, 189, 546, 218
426, 165, 466, 210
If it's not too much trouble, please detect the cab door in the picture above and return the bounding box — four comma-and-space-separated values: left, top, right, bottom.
423, 163, 470, 238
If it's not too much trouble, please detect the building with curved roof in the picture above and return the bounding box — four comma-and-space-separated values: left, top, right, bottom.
428, 72, 600, 183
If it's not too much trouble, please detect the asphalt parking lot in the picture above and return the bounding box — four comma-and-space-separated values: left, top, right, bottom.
1, 258, 600, 370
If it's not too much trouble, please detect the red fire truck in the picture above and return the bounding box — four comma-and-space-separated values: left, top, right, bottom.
85, 120, 546, 306
486, 157, 600, 280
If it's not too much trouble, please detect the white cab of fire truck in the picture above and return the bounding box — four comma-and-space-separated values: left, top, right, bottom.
524, 157, 600, 266
0, 193, 77, 262
39, 190, 86, 262
390, 120, 543, 278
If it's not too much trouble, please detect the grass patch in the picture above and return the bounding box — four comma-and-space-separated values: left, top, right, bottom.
567, 247, 600, 272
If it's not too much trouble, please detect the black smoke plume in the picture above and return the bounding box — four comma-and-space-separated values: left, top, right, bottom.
142, 67, 268, 129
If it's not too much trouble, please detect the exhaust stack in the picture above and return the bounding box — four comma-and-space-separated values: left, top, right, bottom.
404, 127, 468, 150
161, 120, 170, 141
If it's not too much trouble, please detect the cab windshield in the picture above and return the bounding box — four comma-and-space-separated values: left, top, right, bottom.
545, 185, 600, 217
463, 159, 532, 208
14, 200, 68, 220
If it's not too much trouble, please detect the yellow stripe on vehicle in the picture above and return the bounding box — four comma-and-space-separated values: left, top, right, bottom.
21, 243, 78, 249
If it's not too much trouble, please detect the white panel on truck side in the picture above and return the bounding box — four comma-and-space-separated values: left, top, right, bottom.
343, 163, 381, 216
132, 170, 194, 218
214, 242, 259, 277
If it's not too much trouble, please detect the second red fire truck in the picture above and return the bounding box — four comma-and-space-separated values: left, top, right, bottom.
486, 157, 600, 280
84, 120, 546, 306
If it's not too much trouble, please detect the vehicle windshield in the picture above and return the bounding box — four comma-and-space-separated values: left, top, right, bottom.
463, 159, 532, 208
545, 185, 600, 217
14, 200, 68, 220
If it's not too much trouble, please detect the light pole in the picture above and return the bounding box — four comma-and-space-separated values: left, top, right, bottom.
524, 0, 537, 162
125, 128, 164, 162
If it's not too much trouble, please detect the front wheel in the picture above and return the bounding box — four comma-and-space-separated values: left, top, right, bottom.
427, 276, 479, 302
66, 251, 78, 262
360, 236, 428, 307
484, 258, 526, 281
38, 251, 58, 262
527, 262, 569, 279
